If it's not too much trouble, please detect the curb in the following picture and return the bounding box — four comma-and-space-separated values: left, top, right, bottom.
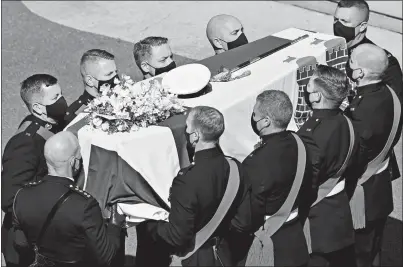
277, 0, 402, 34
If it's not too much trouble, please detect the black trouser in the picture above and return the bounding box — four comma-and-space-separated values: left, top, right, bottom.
354, 217, 387, 267
135, 221, 171, 267
309, 244, 356, 267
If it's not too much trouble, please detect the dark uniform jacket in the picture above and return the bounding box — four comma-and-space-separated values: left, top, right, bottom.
344, 82, 403, 221
152, 147, 252, 266
242, 131, 314, 267
298, 109, 366, 253
348, 37, 403, 102
64, 91, 94, 126
348, 37, 402, 182
12, 175, 122, 266
1, 115, 61, 264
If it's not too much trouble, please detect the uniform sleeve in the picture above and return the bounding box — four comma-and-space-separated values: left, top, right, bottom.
241, 159, 267, 232
344, 133, 368, 199
229, 162, 252, 234
297, 132, 323, 201
157, 177, 197, 248
12, 192, 30, 250
82, 198, 121, 266
383, 55, 403, 103
1, 136, 39, 213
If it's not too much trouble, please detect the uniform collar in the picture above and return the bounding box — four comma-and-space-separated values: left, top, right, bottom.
194, 146, 223, 162
348, 36, 373, 54
81, 90, 95, 104
311, 109, 341, 118
22, 114, 60, 133
43, 175, 75, 185
260, 130, 289, 144
356, 82, 383, 96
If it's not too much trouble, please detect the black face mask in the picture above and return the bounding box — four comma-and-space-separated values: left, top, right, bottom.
250, 113, 265, 136
333, 21, 361, 43
227, 32, 249, 50
345, 61, 353, 80
72, 157, 83, 182
184, 130, 197, 159
303, 87, 313, 110
345, 62, 361, 83
152, 61, 177, 76
97, 74, 119, 91
45, 96, 68, 123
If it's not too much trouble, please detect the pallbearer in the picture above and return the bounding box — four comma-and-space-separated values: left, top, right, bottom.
242, 90, 314, 267
334, 0, 402, 101
206, 14, 249, 55
64, 49, 119, 125
297, 65, 366, 267
2, 74, 67, 267
133, 37, 177, 80
344, 44, 402, 267
136, 106, 252, 267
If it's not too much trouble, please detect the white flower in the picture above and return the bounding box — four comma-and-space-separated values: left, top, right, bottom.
140, 121, 147, 128
101, 122, 110, 131
92, 117, 103, 127
119, 88, 130, 98
123, 97, 133, 106
131, 124, 140, 132
100, 95, 109, 104
93, 98, 102, 106
113, 84, 122, 95
117, 124, 127, 132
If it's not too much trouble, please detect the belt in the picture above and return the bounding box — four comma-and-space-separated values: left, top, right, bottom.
326, 180, 345, 197
265, 210, 298, 222
375, 157, 390, 174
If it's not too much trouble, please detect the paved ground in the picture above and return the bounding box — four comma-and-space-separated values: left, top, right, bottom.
1, 1, 402, 266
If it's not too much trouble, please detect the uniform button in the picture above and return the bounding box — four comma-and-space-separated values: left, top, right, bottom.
66, 112, 70, 115
316, 119, 319, 122
351, 108, 355, 111
69, 185, 73, 188
359, 96, 362, 99
79, 101, 82, 104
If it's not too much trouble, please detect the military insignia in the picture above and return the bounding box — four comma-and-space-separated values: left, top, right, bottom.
168, 187, 172, 202
67, 184, 91, 198
23, 180, 43, 187
310, 38, 324, 45
283, 56, 296, 63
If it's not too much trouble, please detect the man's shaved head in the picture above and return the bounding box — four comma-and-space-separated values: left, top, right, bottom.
350, 43, 388, 80
206, 14, 247, 54
45, 132, 80, 168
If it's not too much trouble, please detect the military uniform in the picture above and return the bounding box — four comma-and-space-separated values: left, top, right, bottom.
137, 147, 252, 267
344, 82, 403, 267
298, 109, 366, 267
348, 37, 402, 183
64, 91, 94, 126
242, 131, 315, 267
12, 175, 122, 267
348, 37, 403, 102
1, 115, 61, 266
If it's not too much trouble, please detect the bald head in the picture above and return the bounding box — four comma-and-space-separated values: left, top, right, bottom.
350, 43, 388, 80
206, 14, 248, 53
45, 132, 80, 168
